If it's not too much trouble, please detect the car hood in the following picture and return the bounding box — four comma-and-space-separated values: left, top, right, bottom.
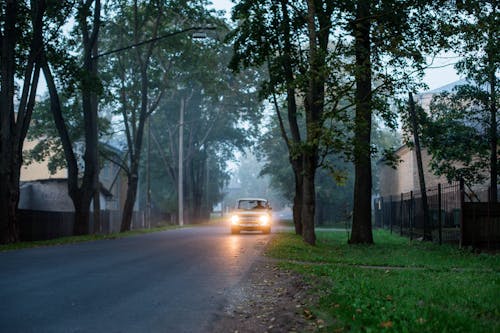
233, 210, 270, 215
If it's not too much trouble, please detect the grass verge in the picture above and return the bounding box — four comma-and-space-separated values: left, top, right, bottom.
266, 229, 499, 332
0, 224, 183, 252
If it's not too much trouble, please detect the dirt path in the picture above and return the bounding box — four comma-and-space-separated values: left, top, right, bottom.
210, 255, 322, 333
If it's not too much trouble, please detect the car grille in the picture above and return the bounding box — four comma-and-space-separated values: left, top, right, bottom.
239, 216, 259, 224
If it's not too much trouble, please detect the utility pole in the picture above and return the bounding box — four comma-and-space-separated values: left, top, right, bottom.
205, 157, 209, 219
178, 97, 185, 226
146, 116, 151, 227
408, 92, 431, 241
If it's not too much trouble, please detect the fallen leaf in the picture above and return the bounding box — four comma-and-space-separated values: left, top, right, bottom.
380, 321, 393, 328
303, 308, 314, 320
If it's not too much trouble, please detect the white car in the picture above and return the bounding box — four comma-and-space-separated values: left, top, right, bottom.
230, 198, 272, 234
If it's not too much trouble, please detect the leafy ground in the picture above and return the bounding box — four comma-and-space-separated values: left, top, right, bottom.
266, 229, 499, 333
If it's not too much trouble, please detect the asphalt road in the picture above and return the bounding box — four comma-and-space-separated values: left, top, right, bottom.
0, 224, 274, 333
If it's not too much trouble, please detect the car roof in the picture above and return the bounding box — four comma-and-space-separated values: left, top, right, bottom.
237, 198, 268, 202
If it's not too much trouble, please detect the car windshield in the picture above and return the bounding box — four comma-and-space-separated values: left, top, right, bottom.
238, 200, 267, 210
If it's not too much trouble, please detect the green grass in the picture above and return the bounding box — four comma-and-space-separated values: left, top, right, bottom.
0, 224, 182, 252
267, 229, 500, 332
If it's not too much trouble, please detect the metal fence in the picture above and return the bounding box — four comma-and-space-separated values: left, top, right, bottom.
374, 182, 461, 244
374, 182, 500, 248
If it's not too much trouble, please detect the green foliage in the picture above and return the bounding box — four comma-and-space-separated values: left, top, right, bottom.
259, 116, 355, 224
98, 0, 264, 216
267, 230, 499, 332
25, 96, 111, 175
419, 1, 499, 188
421, 85, 493, 184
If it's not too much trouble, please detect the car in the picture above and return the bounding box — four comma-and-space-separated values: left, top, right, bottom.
230, 198, 272, 234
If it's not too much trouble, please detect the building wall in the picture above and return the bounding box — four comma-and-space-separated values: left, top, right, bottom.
20, 139, 67, 181
378, 146, 448, 197
378, 80, 488, 198
21, 138, 127, 211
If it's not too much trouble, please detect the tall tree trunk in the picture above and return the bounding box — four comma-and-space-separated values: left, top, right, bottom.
0, 0, 45, 243
301, 0, 325, 246
91, 7, 101, 232
74, 0, 100, 235
408, 92, 431, 240
72, 194, 92, 235
278, 0, 304, 235
42, 0, 100, 236
301, 154, 317, 245
119, 2, 162, 232
121, 169, 139, 231
350, 0, 374, 244
0, 0, 19, 243
292, 167, 303, 235
120, 60, 150, 231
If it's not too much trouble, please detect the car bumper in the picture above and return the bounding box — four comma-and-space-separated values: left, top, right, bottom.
235, 224, 268, 231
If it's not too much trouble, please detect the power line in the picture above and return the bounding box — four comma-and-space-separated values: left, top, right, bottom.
93, 26, 216, 59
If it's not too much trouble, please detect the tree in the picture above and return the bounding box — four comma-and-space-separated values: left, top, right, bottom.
347, 0, 444, 244
100, 1, 254, 228
230, 0, 342, 245
428, 1, 498, 201
144, 39, 263, 224
259, 117, 354, 225
422, 84, 495, 187
349, 0, 374, 244
111, 0, 165, 232
229, 0, 308, 236
408, 92, 431, 240
41, 0, 101, 235
0, 0, 48, 243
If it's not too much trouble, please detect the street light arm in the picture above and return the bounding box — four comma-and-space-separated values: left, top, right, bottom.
93, 26, 216, 59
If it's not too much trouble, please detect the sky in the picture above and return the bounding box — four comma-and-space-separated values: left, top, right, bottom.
208, 0, 462, 91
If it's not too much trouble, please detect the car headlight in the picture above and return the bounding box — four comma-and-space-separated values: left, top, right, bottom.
231, 215, 239, 225
259, 215, 269, 225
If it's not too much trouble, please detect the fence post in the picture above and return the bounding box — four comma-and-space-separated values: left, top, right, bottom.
459, 179, 465, 248
380, 197, 384, 229
438, 183, 442, 245
390, 195, 393, 234
400, 193, 403, 236
410, 191, 414, 241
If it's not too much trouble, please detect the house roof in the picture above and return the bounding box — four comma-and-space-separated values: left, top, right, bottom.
20, 178, 113, 197
425, 78, 469, 94
376, 144, 411, 165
